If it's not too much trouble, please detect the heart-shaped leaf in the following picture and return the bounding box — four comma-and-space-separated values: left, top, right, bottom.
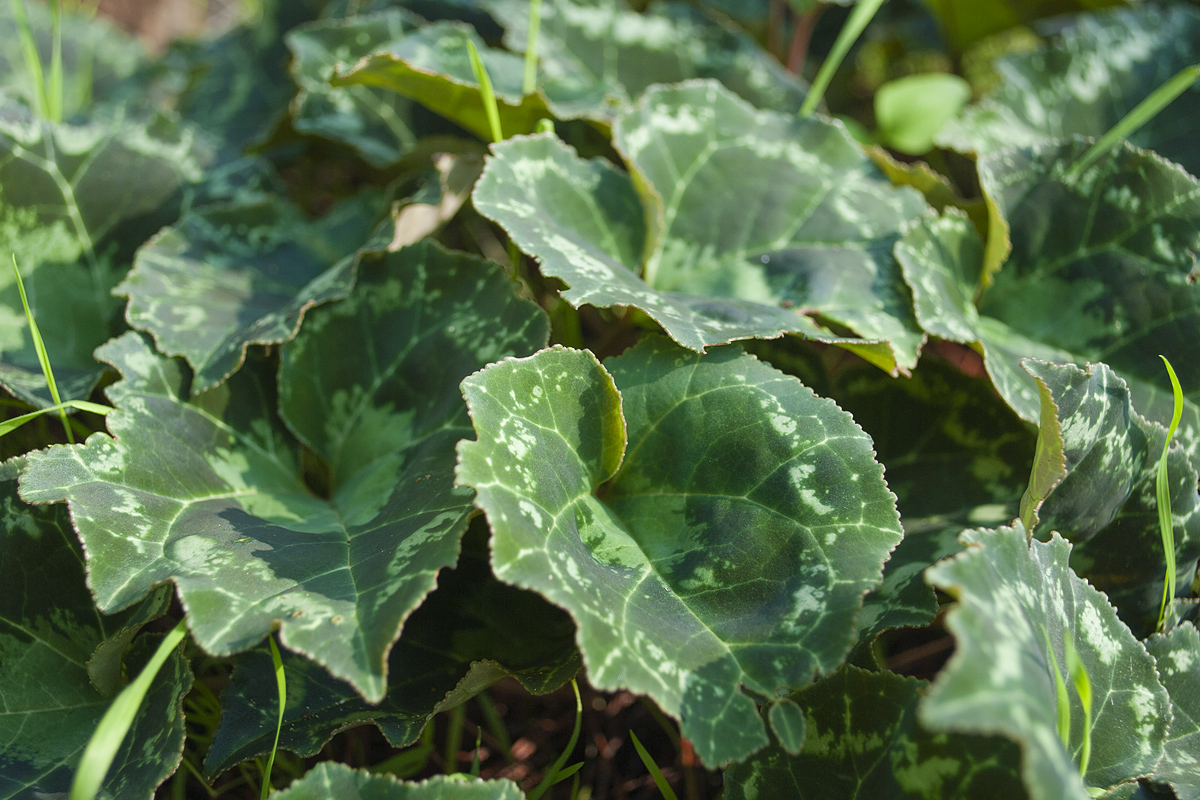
457, 336, 902, 766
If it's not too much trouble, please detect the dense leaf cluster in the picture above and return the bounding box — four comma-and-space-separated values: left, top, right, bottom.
3, 0, 1200, 798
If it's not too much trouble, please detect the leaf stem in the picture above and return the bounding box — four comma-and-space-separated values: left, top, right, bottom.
70, 621, 188, 800
260, 635, 287, 798
466, 39, 504, 144
1068, 64, 1200, 180
799, 0, 885, 117
523, 0, 543, 96
48, 0, 63, 122
528, 679, 581, 800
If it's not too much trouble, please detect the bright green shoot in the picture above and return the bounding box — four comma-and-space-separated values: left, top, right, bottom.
11, 255, 74, 443
523, 0, 543, 96
260, 635, 287, 799
1068, 64, 1200, 179
1046, 629, 1071, 750
527, 679, 581, 800
70, 621, 188, 800
629, 730, 679, 800
1155, 355, 1185, 632
798, 0, 886, 118
48, 0, 63, 122
1065, 635, 1093, 781
11, 0, 50, 118
466, 39, 504, 145
0, 399, 109, 439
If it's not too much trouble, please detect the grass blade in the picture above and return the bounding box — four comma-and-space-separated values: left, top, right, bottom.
476, 691, 514, 764
70, 620, 188, 800
1069, 64, 1200, 179
0, 399, 109, 439
629, 730, 679, 800
466, 39, 504, 144
523, 0, 543, 96
527, 679, 581, 800
10, 0, 49, 117
799, 0, 885, 118
1065, 635, 1093, 780
260, 635, 287, 799
1156, 355, 1185, 632
11, 255, 73, 443
48, 0, 63, 122
444, 703, 466, 774
1044, 629, 1070, 749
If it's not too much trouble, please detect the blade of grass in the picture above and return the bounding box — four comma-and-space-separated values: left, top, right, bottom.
527, 679, 581, 800
70, 620, 188, 800
1044, 629, 1070, 748
466, 39, 504, 144
469, 728, 482, 776
476, 691, 514, 764
523, 0, 543, 95
48, 0, 63, 122
444, 703, 466, 774
260, 635, 287, 799
1156, 355, 1185, 632
1069, 64, 1200, 180
1065, 635, 1093, 780
798, 0, 885, 118
11, 255, 73, 443
0, 399, 109, 438
10, 0, 49, 117
550, 762, 583, 785
629, 730, 679, 800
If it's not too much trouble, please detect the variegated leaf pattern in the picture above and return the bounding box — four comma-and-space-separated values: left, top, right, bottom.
0, 460, 188, 800
272, 763, 523, 800
1144, 623, 1200, 800
476, 81, 927, 372
923, 524, 1171, 800
457, 336, 902, 766
119, 193, 387, 394
20, 243, 548, 701
724, 667, 1026, 799
938, 5, 1200, 175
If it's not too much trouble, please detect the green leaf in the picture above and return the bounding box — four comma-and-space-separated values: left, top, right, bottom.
922, 524, 1171, 799
286, 10, 429, 166
0, 105, 203, 407
457, 336, 902, 766
118, 193, 387, 394
1019, 360, 1200, 637
938, 5, 1200, 176
20, 242, 548, 701
1144, 623, 1200, 800
767, 697, 806, 757
922, 0, 1129, 51
272, 763, 523, 800
874, 73, 971, 155
725, 667, 1026, 799
203, 525, 579, 778
0, 461, 188, 800
475, 82, 927, 372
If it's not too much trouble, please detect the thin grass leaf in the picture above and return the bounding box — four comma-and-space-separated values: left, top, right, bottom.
1069, 64, 1200, 179
48, 0, 63, 122
466, 39, 504, 144
550, 762, 583, 786
799, 0, 885, 117
11, 256, 73, 443
1064, 635, 1093, 780
1044, 629, 1071, 748
260, 636, 286, 800
0, 399, 110, 438
69, 620, 188, 800
469, 728, 482, 777
527, 680, 581, 800
629, 730, 679, 800
1156, 355, 1185, 632
10, 0, 49, 117
477, 692, 514, 764
444, 703, 466, 774
523, 0, 543, 96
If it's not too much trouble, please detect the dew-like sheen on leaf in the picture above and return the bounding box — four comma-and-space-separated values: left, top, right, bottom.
457, 336, 902, 767
20, 242, 548, 701
922, 524, 1170, 800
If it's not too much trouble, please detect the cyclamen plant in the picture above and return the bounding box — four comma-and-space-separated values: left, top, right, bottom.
2, 1, 1200, 799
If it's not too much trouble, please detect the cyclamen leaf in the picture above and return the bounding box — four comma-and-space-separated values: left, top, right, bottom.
1020, 360, 1200, 636
272, 763, 523, 800
938, 5, 1200, 176
922, 524, 1171, 800
475, 82, 927, 371
0, 105, 203, 407
204, 527, 579, 778
20, 242, 548, 701
1145, 623, 1200, 800
286, 10, 430, 166
119, 193, 387, 394
0, 462, 188, 800
457, 336, 902, 767
725, 667, 1026, 799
